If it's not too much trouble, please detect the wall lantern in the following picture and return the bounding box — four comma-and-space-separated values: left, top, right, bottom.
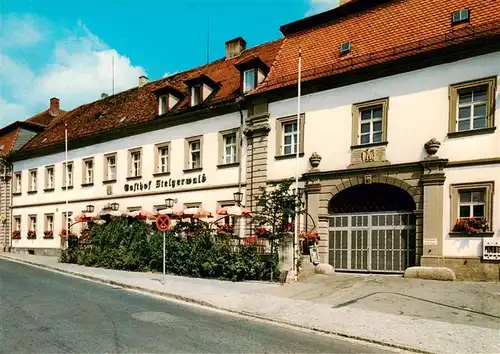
85, 204, 95, 213
110, 202, 120, 211
233, 191, 244, 204
165, 198, 175, 209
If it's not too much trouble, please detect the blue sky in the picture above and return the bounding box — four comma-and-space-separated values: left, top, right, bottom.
0, 0, 339, 126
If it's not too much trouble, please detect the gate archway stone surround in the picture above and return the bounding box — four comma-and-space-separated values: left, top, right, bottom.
305, 164, 425, 266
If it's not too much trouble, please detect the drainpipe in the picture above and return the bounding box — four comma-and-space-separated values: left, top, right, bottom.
235, 96, 246, 198
236, 96, 245, 237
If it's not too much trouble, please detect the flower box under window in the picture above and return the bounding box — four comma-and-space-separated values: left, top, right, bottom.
27, 231, 37, 239
12, 231, 21, 240
43, 230, 54, 239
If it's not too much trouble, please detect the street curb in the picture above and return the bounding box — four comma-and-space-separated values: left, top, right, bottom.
1, 254, 432, 354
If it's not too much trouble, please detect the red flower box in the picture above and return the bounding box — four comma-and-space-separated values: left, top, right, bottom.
452, 218, 489, 234
27, 231, 36, 239
12, 231, 21, 240
43, 230, 54, 239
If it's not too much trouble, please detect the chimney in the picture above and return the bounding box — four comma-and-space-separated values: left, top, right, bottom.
225, 37, 247, 59
101, 93, 109, 99
139, 75, 149, 87
50, 97, 60, 112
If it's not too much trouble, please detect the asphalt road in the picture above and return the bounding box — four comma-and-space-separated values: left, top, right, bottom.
0, 259, 393, 353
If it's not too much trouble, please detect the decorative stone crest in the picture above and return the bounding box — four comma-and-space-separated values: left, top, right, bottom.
424, 138, 441, 157
309, 152, 322, 171
243, 123, 271, 137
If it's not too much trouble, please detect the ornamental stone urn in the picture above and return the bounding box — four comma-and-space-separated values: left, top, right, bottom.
424, 138, 441, 157
309, 152, 322, 171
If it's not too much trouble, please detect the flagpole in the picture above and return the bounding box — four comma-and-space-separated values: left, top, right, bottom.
65, 122, 69, 247
293, 47, 302, 282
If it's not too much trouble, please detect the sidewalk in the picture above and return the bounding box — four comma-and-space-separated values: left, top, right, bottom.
1, 252, 499, 354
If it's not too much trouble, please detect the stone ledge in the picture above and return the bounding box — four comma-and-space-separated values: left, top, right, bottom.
404, 266, 456, 281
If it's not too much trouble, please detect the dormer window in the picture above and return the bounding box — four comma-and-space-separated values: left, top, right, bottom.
452, 9, 470, 25
159, 95, 167, 115
340, 41, 351, 56
191, 85, 202, 106
235, 56, 270, 94
154, 85, 182, 116
243, 69, 257, 93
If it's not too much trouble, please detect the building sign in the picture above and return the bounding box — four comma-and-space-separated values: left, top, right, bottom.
124, 173, 207, 193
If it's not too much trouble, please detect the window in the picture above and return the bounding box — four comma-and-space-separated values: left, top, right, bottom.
185, 137, 203, 170
449, 77, 496, 136
450, 182, 494, 232
159, 95, 168, 115
340, 41, 351, 56
104, 154, 117, 181
28, 169, 37, 192
128, 149, 142, 178
14, 172, 21, 193
451, 8, 469, 25
155, 143, 170, 174
83, 159, 94, 184
352, 98, 389, 147
45, 166, 55, 189
275, 114, 305, 158
63, 162, 74, 187
62, 211, 73, 230
191, 85, 202, 106
29, 215, 37, 232
458, 190, 485, 219
218, 129, 240, 165
14, 216, 21, 231
45, 214, 54, 231
359, 106, 383, 144
243, 69, 256, 93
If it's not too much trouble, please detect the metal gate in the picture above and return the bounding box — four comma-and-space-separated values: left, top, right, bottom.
328, 212, 416, 273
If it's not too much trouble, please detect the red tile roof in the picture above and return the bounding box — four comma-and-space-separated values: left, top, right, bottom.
0, 128, 21, 157
22, 39, 283, 151
255, 0, 500, 93
25, 107, 65, 127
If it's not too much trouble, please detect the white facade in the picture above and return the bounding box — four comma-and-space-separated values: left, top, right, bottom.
11, 112, 247, 252
265, 53, 499, 260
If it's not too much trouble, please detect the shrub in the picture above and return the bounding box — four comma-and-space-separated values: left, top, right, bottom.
60, 219, 277, 281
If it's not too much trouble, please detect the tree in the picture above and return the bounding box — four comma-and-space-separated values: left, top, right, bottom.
254, 179, 303, 280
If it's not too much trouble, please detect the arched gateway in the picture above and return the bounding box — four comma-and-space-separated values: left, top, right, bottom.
328, 183, 416, 273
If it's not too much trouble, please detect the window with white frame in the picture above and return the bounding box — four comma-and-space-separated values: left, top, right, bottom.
129, 149, 142, 177
104, 154, 117, 181
83, 159, 94, 184
156, 143, 170, 174
359, 106, 383, 145
29, 169, 37, 191
14, 172, 21, 193
282, 121, 298, 155
243, 69, 256, 93
62, 211, 73, 230
191, 85, 202, 106
188, 139, 202, 169
45, 166, 55, 189
45, 214, 54, 231
159, 95, 168, 115
456, 87, 487, 132
29, 215, 37, 232
63, 162, 74, 187
458, 190, 485, 219
14, 216, 21, 231
223, 133, 237, 164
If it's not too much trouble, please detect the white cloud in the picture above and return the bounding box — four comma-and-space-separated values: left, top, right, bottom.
306, 0, 340, 16
0, 18, 146, 126
162, 71, 179, 78
0, 14, 47, 47
0, 97, 29, 127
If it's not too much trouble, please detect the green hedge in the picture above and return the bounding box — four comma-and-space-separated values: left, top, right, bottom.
60, 219, 279, 282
